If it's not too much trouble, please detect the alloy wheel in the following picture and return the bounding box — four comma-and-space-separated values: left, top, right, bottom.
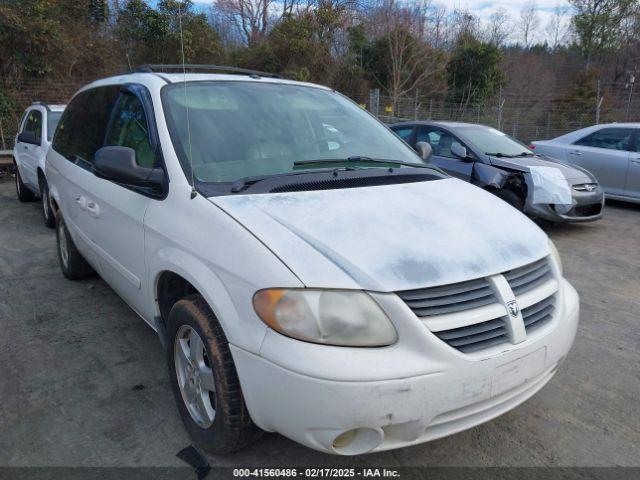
174, 325, 217, 428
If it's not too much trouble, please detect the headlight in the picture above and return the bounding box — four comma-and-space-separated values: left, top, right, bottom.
548, 239, 563, 275
252, 289, 398, 347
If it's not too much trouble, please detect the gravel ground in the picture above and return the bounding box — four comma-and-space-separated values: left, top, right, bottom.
0, 179, 638, 468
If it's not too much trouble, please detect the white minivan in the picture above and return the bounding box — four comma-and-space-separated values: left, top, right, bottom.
46, 66, 579, 455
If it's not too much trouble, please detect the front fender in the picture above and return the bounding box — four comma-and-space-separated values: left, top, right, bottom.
149, 247, 269, 355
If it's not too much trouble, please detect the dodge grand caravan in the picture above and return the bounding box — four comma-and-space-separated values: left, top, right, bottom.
46, 66, 579, 455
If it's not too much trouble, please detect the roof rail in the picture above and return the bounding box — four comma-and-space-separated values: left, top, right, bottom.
134, 64, 281, 79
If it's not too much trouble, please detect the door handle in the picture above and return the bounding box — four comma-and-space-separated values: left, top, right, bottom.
75, 195, 87, 210
631, 159, 640, 164
569, 151, 582, 156
86, 201, 100, 217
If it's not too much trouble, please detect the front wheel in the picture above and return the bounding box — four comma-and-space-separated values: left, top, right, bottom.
167, 294, 261, 455
40, 179, 55, 228
494, 188, 524, 211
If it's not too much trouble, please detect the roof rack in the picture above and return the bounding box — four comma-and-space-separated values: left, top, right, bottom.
134, 64, 281, 79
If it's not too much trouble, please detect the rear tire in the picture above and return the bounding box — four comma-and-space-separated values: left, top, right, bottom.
14, 161, 36, 202
494, 188, 524, 211
40, 178, 55, 228
167, 294, 261, 455
56, 215, 95, 280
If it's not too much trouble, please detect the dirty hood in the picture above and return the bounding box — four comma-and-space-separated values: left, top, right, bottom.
211, 178, 549, 292
488, 155, 594, 182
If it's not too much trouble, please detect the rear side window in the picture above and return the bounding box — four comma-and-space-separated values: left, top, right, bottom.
574, 128, 634, 151
53, 86, 120, 164
417, 127, 465, 160
104, 93, 155, 168
47, 111, 63, 141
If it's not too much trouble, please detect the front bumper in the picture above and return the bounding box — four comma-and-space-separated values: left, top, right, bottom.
231, 279, 579, 454
524, 186, 604, 223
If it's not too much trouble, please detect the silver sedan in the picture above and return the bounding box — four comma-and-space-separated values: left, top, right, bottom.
532, 124, 640, 204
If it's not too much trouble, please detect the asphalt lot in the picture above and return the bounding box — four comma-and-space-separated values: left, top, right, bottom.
0, 178, 639, 468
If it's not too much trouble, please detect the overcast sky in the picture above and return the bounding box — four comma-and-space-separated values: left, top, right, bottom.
190, 0, 574, 44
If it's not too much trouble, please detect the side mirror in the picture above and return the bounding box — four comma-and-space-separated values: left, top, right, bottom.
415, 141, 433, 162
94, 146, 164, 192
18, 131, 39, 145
451, 143, 472, 162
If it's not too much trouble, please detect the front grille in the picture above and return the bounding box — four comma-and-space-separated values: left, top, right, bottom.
397, 256, 558, 354
572, 203, 602, 217
522, 295, 555, 332
503, 258, 553, 296
433, 318, 509, 353
396, 278, 497, 317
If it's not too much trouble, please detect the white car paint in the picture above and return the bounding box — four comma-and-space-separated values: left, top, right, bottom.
13, 104, 65, 193
532, 123, 640, 202
46, 72, 579, 455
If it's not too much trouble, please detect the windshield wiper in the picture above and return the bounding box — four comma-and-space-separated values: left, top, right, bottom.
294, 156, 432, 169
485, 152, 516, 158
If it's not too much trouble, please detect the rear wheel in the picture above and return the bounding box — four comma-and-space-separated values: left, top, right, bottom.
167, 294, 261, 454
494, 188, 524, 211
56, 215, 95, 280
40, 178, 55, 228
14, 161, 36, 202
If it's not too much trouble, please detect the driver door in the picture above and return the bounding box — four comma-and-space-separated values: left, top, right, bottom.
416, 126, 474, 180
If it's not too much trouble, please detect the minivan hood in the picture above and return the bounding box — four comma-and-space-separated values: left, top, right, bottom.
211, 178, 549, 292
488, 155, 593, 182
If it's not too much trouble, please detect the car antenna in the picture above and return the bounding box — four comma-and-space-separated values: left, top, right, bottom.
178, 1, 197, 200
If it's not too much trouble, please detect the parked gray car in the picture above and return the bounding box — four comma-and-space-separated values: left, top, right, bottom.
531, 123, 640, 204
391, 121, 604, 223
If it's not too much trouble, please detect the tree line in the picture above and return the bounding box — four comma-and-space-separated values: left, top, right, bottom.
1, 0, 639, 142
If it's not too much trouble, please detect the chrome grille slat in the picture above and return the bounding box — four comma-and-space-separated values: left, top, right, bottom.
403, 286, 494, 308
505, 258, 553, 296
503, 258, 547, 280
522, 296, 556, 330
410, 295, 497, 317
436, 318, 504, 340
397, 278, 490, 301
397, 278, 497, 317
447, 327, 508, 347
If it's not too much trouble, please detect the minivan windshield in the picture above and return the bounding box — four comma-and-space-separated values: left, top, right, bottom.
458, 125, 532, 157
162, 81, 425, 183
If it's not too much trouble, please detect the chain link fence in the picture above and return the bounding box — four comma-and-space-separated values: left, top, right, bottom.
1, 79, 639, 151
351, 89, 640, 144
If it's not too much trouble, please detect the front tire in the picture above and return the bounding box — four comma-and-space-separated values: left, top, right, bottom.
494, 188, 524, 211
40, 178, 55, 228
14, 161, 36, 202
56, 215, 95, 280
167, 294, 261, 455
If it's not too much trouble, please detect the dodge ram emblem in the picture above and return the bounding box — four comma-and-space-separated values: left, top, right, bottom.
506, 300, 519, 317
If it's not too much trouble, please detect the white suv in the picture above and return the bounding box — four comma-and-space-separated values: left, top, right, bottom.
13, 102, 65, 227
46, 67, 579, 455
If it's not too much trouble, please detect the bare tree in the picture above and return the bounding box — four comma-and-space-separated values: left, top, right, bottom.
545, 3, 570, 49
375, 0, 445, 110
520, 1, 540, 48
486, 8, 511, 46
212, 0, 273, 46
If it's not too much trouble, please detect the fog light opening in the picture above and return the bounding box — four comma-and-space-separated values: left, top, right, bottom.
331, 428, 383, 455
